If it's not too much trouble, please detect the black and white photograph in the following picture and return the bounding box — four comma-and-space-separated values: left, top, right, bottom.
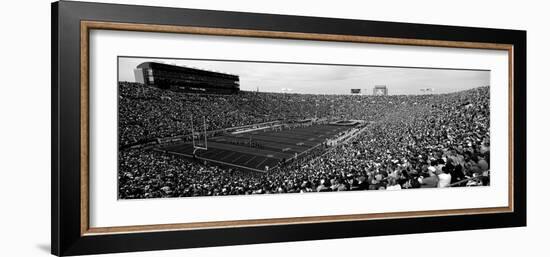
118, 57, 491, 199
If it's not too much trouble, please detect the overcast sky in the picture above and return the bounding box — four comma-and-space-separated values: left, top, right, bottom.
118, 57, 490, 95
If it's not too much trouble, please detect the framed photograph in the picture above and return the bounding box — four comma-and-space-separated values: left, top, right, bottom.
52, 1, 526, 256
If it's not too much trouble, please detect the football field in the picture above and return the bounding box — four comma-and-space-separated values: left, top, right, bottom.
158, 124, 350, 172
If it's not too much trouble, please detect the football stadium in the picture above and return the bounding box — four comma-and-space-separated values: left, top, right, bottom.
159, 123, 359, 173
118, 62, 490, 199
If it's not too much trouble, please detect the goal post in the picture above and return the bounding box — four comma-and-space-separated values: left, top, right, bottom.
191, 114, 208, 154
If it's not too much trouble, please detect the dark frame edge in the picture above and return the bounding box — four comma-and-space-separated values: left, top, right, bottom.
51, 1, 60, 256
513, 30, 527, 227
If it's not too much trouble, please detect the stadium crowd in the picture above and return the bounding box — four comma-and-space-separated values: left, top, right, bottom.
120, 82, 394, 148
118, 82, 490, 198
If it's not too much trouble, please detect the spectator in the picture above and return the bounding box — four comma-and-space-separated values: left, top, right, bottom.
118, 82, 490, 199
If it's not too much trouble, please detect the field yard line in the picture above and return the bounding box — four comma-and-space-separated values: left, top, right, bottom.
255, 157, 269, 169
206, 141, 292, 159
202, 156, 267, 173
209, 149, 230, 159
243, 155, 258, 165
232, 154, 251, 163
161, 149, 268, 173
220, 134, 314, 149
220, 151, 238, 161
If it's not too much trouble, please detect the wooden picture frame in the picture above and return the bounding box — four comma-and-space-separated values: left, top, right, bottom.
52, 1, 526, 256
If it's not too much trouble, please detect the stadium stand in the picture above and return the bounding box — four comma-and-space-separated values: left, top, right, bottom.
118, 82, 490, 198
134, 62, 240, 94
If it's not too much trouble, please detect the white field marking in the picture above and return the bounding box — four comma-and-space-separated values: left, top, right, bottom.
164, 150, 268, 173
255, 157, 269, 169
243, 155, 258, 165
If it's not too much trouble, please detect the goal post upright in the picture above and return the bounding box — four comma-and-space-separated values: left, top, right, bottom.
190, 114, 208, 155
